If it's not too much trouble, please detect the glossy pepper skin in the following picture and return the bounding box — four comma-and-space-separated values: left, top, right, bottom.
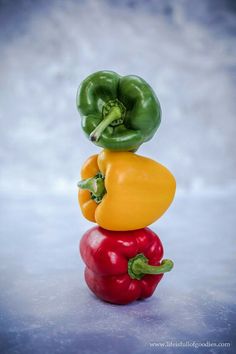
76, 71, 161, 151
80, 226, 173, 305
78, 150, 176, 231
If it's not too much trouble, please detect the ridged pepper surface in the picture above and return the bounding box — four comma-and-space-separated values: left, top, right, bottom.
76, 71, 161, 151
80, 226, 173, 305
78, 150, 176, 231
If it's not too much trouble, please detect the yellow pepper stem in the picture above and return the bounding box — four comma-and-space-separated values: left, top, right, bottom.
77, 173, 106, 203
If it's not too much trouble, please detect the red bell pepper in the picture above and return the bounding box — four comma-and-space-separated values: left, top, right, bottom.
80, 226, 173, 305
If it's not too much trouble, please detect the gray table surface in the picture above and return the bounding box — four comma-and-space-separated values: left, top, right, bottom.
0, 192, 235, 354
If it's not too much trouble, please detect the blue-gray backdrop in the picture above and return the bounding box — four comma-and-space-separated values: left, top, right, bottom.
0, 1, 236, 353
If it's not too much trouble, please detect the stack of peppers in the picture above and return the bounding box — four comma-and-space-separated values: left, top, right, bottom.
76, 71, 176, 305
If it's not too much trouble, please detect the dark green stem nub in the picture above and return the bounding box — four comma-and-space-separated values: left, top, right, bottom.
128, 253, 174, 280
90, 105, 123, 142
77, 173, 106, 203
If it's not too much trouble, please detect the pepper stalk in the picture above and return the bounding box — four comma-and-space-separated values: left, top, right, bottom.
77, 173, 106, 203
90, 99, 126, 142
128, 253, 174, 280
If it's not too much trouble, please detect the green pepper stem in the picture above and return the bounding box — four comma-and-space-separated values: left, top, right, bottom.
128, 253, 174, 280
77, 175, 106, 203
90, 106, 122, 142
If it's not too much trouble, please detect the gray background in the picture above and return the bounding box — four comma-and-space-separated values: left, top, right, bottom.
0, 0, 236, 353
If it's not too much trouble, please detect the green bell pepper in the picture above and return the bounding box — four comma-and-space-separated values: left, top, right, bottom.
76, 71, 161, 151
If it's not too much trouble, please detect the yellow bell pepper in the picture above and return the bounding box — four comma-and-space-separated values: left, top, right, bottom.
78, 150, 176, 231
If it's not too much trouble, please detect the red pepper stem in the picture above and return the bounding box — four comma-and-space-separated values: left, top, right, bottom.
90, 106, 122, 142
128, 253, 174, 280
